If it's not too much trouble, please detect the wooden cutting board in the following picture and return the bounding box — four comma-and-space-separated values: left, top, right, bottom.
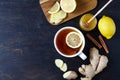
40, 0, 97, 25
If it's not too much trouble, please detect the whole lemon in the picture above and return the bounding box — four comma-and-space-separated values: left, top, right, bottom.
98, 16, 116, 39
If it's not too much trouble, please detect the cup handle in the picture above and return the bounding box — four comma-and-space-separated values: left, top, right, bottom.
78, 52, 87, 60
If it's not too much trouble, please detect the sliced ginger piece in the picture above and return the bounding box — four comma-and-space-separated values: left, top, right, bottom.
55, 59, 64, 68
50, 10, 67, 25
55, 10, 67, 19
55, 59, 67, 72
63, 71, 78, 79
60, 63, 67, 72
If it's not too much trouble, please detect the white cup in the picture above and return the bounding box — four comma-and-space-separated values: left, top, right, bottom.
54, 26, 87, 60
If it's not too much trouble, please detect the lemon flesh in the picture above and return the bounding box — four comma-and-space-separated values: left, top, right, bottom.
98, 16, 116, 39
60, 0, 77, 13
48, 1, 60, 14
66, 32, 82, 48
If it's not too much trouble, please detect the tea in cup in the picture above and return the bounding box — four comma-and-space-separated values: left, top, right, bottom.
54, 26, 87, 60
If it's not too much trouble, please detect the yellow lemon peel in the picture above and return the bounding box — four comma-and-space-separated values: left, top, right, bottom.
98, 16, 116, 39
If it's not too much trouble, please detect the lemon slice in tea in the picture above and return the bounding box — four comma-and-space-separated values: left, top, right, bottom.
66, 32, 82, 48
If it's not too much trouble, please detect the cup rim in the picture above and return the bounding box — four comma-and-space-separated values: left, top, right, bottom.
54, 26, 85, 58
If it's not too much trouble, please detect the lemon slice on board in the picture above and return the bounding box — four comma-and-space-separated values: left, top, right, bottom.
60, 0, 77, 13
66, 32, 82, 48
48, 1, 60, 14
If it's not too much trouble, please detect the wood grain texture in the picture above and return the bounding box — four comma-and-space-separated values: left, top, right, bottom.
40, 0, 97, 25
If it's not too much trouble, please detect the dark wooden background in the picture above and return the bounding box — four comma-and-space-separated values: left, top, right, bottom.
0, 0, 120, 80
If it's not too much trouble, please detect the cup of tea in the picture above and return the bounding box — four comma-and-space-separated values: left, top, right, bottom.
54, 26, 87, 60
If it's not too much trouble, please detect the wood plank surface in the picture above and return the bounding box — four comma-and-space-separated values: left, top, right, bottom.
40, 0, 97, 25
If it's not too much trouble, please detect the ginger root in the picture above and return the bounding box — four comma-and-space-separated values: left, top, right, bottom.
78, 47, 108, 80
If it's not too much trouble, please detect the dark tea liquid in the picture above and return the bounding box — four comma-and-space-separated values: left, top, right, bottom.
56, 29, 81, 55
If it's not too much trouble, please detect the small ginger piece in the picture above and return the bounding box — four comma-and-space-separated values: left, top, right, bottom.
55, 59, 64, 68
63, 71, 78, 80
50, 10, 67, 25
55, 59, 67, 72
60, 63, 67, 72
79, 47, 108, 80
